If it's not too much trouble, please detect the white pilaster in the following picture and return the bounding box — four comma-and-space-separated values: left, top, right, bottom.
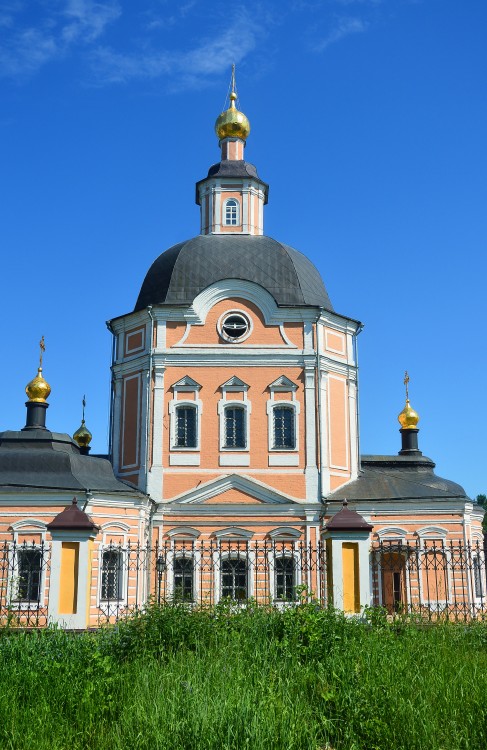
304, 367, 319, 501
242, 187, 249, 233
138, 367, 151, 492
348, 379, 359, 480
319, 370, 330, 496
111, 375, 123, 474
147, 367, 165, 501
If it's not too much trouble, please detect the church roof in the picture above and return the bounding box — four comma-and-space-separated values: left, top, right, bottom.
328, 455, 468, 502
47, 498, 99, 531
0, 429, 143, 495
134, 234, 333, 312
196, 160, 269, 202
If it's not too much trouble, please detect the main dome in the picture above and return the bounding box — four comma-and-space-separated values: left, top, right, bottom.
134, 235, 333, 312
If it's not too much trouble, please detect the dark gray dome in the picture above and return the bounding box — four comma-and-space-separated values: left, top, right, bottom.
134, 235, 333, 312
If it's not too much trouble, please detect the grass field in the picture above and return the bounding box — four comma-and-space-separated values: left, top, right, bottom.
1, 602, 486, 750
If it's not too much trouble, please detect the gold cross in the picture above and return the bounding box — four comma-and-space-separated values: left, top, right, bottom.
404, 370, 410, 401
39, 336, 45, 368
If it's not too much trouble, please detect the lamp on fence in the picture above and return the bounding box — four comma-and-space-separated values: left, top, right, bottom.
156, 555, 166, 604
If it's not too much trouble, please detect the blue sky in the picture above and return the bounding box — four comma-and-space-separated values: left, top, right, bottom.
1, 0, 486, 497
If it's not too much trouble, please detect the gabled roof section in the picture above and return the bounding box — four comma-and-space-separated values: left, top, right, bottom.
220, 376, 249, 390
166, 473, 305, 505
268, 375, 298, 391
171, 376, 202, 391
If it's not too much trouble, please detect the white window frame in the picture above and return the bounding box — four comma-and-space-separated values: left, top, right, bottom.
223, 198, 240, 226
169, 377, 203, 452
217, 309, 252, 344
98, 545, 128, 613
270, 549, 302, 604
8, 520, 48, 609
218, 377, 251, 452
266, 377, 299, 453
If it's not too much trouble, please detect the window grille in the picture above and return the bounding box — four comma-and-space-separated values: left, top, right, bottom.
221, 558, 247, 600
101, 549, 124, 601
474, 556, 483, 598
273, 406, 295, 449
16, 548, 42, 602
174, 557, 194, 601
176, 406, 197, 448
224, 406, 246, 448
275, 556, 296, 601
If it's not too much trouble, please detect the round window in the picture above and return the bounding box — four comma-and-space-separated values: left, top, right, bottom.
218, 312, 252, 343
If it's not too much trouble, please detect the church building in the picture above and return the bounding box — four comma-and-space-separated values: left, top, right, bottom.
0, 76, 483, 627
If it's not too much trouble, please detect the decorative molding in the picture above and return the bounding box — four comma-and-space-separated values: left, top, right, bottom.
168, 473, 305, 505
267, 527, 301, 539
166, 526, 201, 539
171, 375, 202, 391
212, 526, 254, 540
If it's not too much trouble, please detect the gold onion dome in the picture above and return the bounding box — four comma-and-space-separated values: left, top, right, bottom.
73, 419, 92, 448
398, 399, 420, 430
215, 91, 251, 142
25, 368, 51, 404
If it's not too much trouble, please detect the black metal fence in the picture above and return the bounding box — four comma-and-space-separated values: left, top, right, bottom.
96, 540, 326, 622
0, 541, 51, 627
371, 539, 487, 619
1, 538, 486, 627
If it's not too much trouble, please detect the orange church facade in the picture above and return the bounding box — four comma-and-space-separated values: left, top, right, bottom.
0, 79, 484, 628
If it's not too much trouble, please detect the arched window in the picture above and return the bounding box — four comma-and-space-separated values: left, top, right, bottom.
272, 406, 296, 449
175, 405, 197, 448
221, 557, 248, 600
224, 406, 246, 448
224, 199, 239, 226
173, 557, 194, 601
274, 556, 296, 601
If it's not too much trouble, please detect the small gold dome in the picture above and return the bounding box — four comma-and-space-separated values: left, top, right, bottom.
215, 92, 251, 142
25, 367, 51, 403
398, 399, 420, 430
73, 419, 92, 448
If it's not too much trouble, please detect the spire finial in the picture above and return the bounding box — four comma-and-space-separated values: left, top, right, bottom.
215, 65, 250, 142
25, 337, 51, 403
73, 394, 92, 451
39, 335, 45, 369
398, 371, 419, 430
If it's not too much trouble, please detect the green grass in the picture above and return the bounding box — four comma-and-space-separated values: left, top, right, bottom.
1, 603, 486, 750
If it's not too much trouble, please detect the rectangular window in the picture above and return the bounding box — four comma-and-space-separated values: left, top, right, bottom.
16, 548, 42, 602
174, 557, 194, 601
221, 558, 247, 600
176, 407, 197, 448
273, 407, 295, 449
474, 557, 483, 599
224, 407, 246, 448
275, 556, 296, 601
101, 549, 124, 601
